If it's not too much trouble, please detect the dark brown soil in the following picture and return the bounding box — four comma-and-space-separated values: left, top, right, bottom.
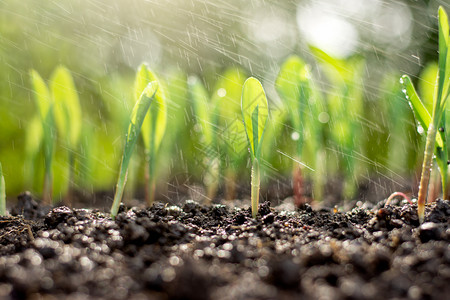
0, 192, 449, 300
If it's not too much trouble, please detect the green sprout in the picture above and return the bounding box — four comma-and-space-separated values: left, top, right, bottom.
189, 76, 220, 201
0, 162, 5, 216
50, 66, 82, 202
241, 77, 269, 218
211, 68, 247, 200
134, 64, 167, 206
311, 47, 364, 200
30, 70, 55, 204
275, 55, 313, 203
111, 81, 158, 218
400, 7, 450, 223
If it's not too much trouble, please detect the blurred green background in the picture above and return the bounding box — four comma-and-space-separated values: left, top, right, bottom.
1, 0, 449, 204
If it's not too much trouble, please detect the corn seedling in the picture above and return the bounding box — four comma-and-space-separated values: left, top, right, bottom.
241, 77, 269, 218
211, 68, 247, 200
134, 64, 167, 206
311, 47, 364, 200
164, 70, 189, 172
0, 162, 5, 215
30, 70, 55, 204
111, 81, 158, 218
50, 66, 82, 202
188, 76, 220, 201
400, 7, 450, 223
275, 56, 314, 203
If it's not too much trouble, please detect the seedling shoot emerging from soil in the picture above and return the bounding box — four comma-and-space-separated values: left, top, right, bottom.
111, 81, 159, 218
30, 70, 55, 204
189, 76, 220, 201
275, 56, 312, 204
50, 66, 82, 202
401, 7, 450, 223
134, 64, 167, 206
241, 77, 268, 218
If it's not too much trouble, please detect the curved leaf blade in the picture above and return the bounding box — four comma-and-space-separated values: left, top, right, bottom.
241, 77, 268, 159
134, 64, 167, 152
211, 68, 247, 156
111, 81, 158, 218
50, 66, 82, 148
30, 70, 52, 121
30, 70, 54, 165
401, 75, 432, 132
275, 55, 312, 153
438, 6, 449, 105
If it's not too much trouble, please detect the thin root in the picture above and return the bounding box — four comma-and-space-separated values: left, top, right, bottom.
385, 192, 413, 207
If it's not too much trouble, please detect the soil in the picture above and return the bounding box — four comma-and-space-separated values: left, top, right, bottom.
0, 192, 449, 300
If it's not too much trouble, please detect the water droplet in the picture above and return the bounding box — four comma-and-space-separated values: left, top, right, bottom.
217, 88, 226, 97
417, 125, 424, 134
318, 111, 330, 123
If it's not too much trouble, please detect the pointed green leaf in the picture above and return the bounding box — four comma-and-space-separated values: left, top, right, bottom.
241, 77, 268, 159
30, 70, 52, 121
401, 74, 444, 148
134, 64, 167, 153
50, 66, 82, 148
309, 46, 351, 81
212, 68, 247, 156
30, 69, 54, 171
111, 81, 158, 218
401, 75, 431, 130
275, 55, 312, 153
437, 7, 449, 106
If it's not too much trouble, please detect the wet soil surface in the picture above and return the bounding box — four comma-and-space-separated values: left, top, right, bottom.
0, 193, 449, 300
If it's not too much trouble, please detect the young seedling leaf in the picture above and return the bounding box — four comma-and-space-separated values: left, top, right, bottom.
50, 66, 82, 148
241, 77, 269, 218
189, 76, 214, 145
134, 64, 167, 205
241, 77, 268, 159
438, 7, 449, 105
401, 74, 445, 158
275, 56, 308, 133
400, 75, 432, 135
135, 64, 167, 153
0, 163, 5, 216
276, 55, 314, 157
309, 46, 352, 83
212, 68, 247, 157
30, 70, 52, 121
406, 7, 450, 223
111, 81, 158, 218
30, 69, 55, 204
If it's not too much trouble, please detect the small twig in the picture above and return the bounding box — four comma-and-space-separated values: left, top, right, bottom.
25, 224, 35, 242
385, 192, 413, 207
